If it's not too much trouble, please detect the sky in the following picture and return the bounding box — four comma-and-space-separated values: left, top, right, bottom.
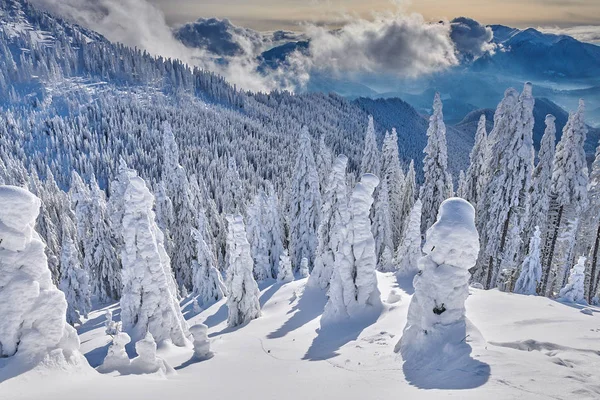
150, 0, 600, 31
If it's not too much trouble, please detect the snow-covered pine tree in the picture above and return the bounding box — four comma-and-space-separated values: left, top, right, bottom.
381, 128, 406, 249
395, 199, 423, 276
191, 210, 226, 308
399, 160, 416, 238
87, 177, 121, 302
309, 155, 349, 290
524, 115, 556, 252
225, 214, 261, 327
289, 127, 321, 270
456, 170, 468, 199
154, 181, 175, 258
161, 122, 199, 293
558, 256, 587, 304
514, 226, 543, 295
112, 163, 189, 346
373, 179, 394, 271
420, 93, 453, 232
59, 235, 91, 326
0, 185, 86, 376
541, 100, 588, 296
475, 84, 535, 289
396, 198, 479, 360
221, 156, 245, 215
581, 141, 600, 302
277, 249, 294, 283
322, 174, 381, 325
360, 116, 381, 177
316, 135, 333, 195
69, 170, 92, 274
464, 114, 488, 206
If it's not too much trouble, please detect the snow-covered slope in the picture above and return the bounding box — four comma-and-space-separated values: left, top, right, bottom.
4, 273, 599, 399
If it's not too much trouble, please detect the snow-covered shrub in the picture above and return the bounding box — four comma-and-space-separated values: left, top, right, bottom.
396, 198, 479, 361
514, 227, 543, 295
130, 333, 174, 375
0, 185, 86, 376
189, 324, 212, 360
97, 332, 131, 374
558, 256, 587, 304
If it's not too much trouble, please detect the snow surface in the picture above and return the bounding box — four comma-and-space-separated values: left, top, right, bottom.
3, 272, 600, 399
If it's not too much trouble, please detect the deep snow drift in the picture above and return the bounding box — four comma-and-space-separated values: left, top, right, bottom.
2, 270, 600, 399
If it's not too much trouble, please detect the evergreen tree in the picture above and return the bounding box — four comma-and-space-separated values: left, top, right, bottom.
316, 135, 333, 195
476, 84, 535, 289
514, 226, 543, 295
381, 128, 405, 248
289, 127, 321, 270
113, 163, 189, 346
395, 199, 423, 276
400, 160, 417, 238
309, 155, 349, 290
558, 256, 587, 304
420, 93, 453, 232
59, 235, 92, 326
277, 249, 294, 283
464, 114, 488, 206
581, 141, 600, 302
542, 100, 588, 296
372, 179, 394, 271
225, 214, 261, 327
360, 116, 381, 177
322, 174, 381, 325
456, 170, 468, 199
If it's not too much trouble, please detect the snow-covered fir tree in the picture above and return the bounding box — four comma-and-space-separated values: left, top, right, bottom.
420, 93, 453, 232
580, 141, 600, 302
225, 214, 261, 327
464, 114, 488, 206
476, 84, 535, 289
396, 198, 479, 360
558, 256, 587, 304
372, 179, 395, 271
288, 127, 322, 270
381, 129, 406, 248
456, 170, 468, 199
191, 211, 226, 308
542, 100, 588, 296
221, 156, 245, 215
316, 135, 334, 194
277, 249, 294, 283
309, 155, 349, 290
161, 122, 199, 293
0, 185, 85, 376
400, 160, 417, 238
360, 116, 381, 177
322, 174, 381, 325
112, 163, 189, 346
154, 181, 175, 258
59, 235, 91, 326
395, 199, 423, 277
524, 115, 556, 251
514, 226, 543, 295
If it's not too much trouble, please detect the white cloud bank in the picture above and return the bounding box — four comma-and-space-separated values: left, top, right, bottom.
538, 25, 600, 44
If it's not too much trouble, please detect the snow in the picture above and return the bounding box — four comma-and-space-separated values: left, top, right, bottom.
3, 269, 600, 398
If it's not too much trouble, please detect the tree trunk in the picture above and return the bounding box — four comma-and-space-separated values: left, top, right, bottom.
486, 208, 512, 289
588, 223, 600, 303
540, 204, 563, 296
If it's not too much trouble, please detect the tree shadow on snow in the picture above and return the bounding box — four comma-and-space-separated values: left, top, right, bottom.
174, 353, 214, 370
202, 303, 228, 329
77, 306, 121, 335
259, 280, 282, 308
552, 299, 600, 315
267, 286, 327, 339
302, 306, 381, 361
84, 341, 112, 368
395, 273, 416, 296
400, 319, 490, 390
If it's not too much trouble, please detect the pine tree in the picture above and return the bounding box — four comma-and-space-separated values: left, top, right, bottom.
542, 100, 588, 296
59, 235, 92, 326
525, 115, 556, 250
226, 214, 261, 327
322, 174, 381, 325
191, 211, 225, 307
360, 116, 381, 177
277, 249, 294, 283
558, 256, 587, 304
514, 226, 543, 295
316, 135, 333, 194
400, 160, 416, 238
464, 114, 488, 206
381, 128, 405, 248
476, 84, 535, 289
420, 93, 453, 232
289, 127, 321, 270
395, 199, 423, 276
221, 156, 245, 215
309, 155, 349, 290
581, 141, 600, 302
113, 163, 189, 346
456, 170, 468, 199
372, 179, 394, 271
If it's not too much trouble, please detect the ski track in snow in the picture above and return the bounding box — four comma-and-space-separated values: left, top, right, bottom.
3, 272, 600, 399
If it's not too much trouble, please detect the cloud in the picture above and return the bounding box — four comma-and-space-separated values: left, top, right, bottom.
295, 12, 459, 78
537, 25, 600, 43
449, 17, 496, 59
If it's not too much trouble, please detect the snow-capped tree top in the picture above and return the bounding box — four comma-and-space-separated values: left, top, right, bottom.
162, 122, 181, 174
0, 185, 40, 251
424, 197, 479, 269
360, 115, 380, 176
